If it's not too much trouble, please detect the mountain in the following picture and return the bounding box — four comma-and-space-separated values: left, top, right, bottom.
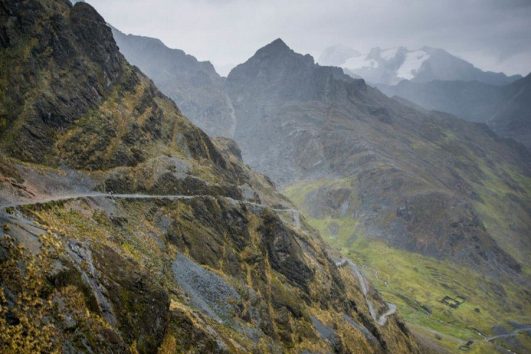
377, 80, 504, 123
112, 28, 236, 137
377, 74, 531, 149
0, 1, 424, 353
226, 39, 530, 274
489, 74, 531, 148
319, 45, 522, 86
224, 39, 531, 352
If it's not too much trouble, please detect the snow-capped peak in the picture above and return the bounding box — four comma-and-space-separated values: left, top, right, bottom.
318, 45, 520, 86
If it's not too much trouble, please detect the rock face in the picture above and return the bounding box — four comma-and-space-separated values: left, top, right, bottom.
0, 1, 424, 353
319, 45, 522, 86
112, 28, 236, 138
224, 39, 531, 279
378, 74, 531, 149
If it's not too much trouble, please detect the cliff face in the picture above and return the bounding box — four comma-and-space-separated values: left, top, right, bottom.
0, 1, 423, 353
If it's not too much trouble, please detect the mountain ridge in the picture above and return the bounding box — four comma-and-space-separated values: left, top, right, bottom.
378, 73, 531, 149
111, 27, 236, 137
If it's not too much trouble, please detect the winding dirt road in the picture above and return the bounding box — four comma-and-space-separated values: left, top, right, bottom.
0, 192, 301, 228
336, 258, 397, 326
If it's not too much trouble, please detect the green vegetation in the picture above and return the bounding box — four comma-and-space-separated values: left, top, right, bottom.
284, 181, 531, 354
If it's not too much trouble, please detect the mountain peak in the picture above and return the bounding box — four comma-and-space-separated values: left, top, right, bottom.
256, 38, 292, 56
268, 38, 289, 49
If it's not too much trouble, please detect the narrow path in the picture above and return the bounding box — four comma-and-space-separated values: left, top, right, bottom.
486, 327, 531, 342
336, 258, 396, 326
0, 192, 301, 228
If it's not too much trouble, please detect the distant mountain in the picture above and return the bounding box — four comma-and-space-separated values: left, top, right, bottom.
378, 74, 531, 149
225, 40, 531, 352
490, 74, 531, 148
320, 45, 522, 86
112, 28, 236, 137
318, 44, 360, 66
377, 80, 503, 123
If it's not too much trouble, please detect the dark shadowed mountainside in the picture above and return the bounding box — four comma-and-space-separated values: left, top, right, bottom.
111, 28, 236, 137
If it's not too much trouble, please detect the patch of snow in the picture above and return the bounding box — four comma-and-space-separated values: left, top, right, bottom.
396, 50, 430, 80
380, 47, 399, 60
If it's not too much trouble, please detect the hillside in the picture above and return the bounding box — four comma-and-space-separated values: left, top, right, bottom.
489, 74, 531, 149
0, 1, 424, 353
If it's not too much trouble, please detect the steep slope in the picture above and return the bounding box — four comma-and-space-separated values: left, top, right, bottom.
377, 74, 531, 149
319, 46, 521, 86
0, 1, 424, 353
111, 28, 236, 137
225, 39, 531, 353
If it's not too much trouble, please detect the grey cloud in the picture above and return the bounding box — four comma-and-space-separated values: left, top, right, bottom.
85, 0, 531, 76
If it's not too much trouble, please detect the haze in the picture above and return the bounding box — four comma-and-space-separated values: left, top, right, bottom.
83, 0, 531, 76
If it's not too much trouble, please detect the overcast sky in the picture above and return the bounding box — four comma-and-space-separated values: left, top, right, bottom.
84, 0, 531, 76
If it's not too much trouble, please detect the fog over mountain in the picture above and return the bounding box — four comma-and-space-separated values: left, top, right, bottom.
85, 0, 531, 76
320, 46, 522, 86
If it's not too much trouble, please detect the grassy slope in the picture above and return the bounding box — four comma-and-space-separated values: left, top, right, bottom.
284, 181, 531, 354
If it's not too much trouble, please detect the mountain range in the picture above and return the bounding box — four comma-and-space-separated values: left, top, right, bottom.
319, 45, 522, 86
111, 32, 531, 353
112, 28, 235, 137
